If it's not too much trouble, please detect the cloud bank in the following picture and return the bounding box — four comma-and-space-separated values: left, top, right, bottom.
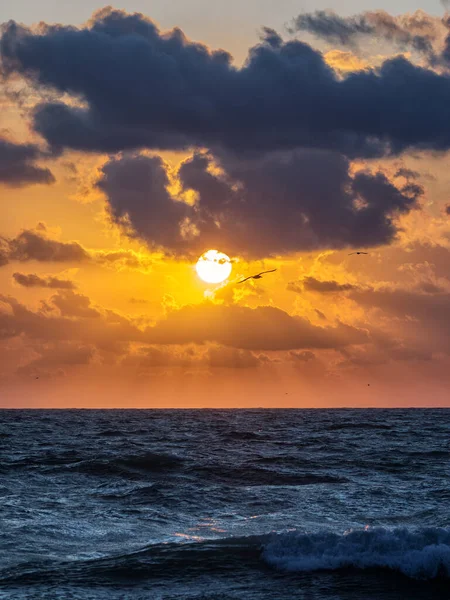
2, 7, 450, 158
96, 151, 422, 257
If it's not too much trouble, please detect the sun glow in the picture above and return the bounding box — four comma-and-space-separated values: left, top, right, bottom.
196, 250, 232, 284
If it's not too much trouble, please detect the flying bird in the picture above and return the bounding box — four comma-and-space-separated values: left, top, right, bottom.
237, 269, 277, 284
348, 251, 369, 256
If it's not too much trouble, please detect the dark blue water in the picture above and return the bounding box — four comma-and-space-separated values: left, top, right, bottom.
1, 409, 450, 599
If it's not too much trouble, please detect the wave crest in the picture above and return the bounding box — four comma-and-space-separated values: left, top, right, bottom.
263, 527, 450, 579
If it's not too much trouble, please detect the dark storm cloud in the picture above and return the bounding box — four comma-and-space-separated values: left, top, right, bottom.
13, 272, 76, 289
97, 150, 422, 257
4, 8, 450, 157
96, 154, 190, 250
446, 205, 450, 215
289, 276, 357, 293
0, 137, 54, 186
291, 10, 439, 57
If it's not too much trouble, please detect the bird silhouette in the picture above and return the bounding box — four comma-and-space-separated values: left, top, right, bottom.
348, 251, 369, 256
237, 269, 277, 284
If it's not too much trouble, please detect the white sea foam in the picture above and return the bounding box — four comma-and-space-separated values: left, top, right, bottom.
262, 528, 450, 579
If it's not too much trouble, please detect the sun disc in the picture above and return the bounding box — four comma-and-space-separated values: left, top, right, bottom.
196, 250, 232, 284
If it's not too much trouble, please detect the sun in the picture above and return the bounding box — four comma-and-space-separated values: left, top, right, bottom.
196, 250, 232, 284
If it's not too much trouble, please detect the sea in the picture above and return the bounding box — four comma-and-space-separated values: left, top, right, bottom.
1, 408, 450, 599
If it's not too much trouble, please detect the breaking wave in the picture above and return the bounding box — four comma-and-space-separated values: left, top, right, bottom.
3, 528, 450, 586
263, 527, 450, 579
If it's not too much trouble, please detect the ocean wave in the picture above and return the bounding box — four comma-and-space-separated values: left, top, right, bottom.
191, 465, 348, 486
1, 450, 83, 470
0, 536, 265, 585
98, 483, 168, 504
3, 528, 450, 586
72, 453, 183, 477
403, 450, 450, 458
1, 451, 183, 476
225, 430, 264, 441
98, 429, 124, 437
325, 423, 391, 432
263, 527, 450, 579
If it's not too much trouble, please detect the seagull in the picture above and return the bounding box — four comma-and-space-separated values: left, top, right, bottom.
237, 269, 277, 284
348, 251, 369, 256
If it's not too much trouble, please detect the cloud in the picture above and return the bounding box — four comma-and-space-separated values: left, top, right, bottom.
4, 8, 450, 157
0, 136, 55, 186
337, 341, 433, 369
145, 303, 368, 350
0, 226, 154, 271
13, 272, 76, 289
0, 290, 368, 355
415, 281, 447, 294
97, 150, 422, 257
50, 291, 101, 318
129, 297, 149, 305
122, 344, 265, 370
96, 154, 190, 251
17, 343, 94, 377
389, 346, 432, 362
0, 293, 143, 349
7, 228, 89, 263
289, 276, 357, 293
207, 346, 261, 368
291, 10, 441, 58
446, 205, 450, 215
323, 50, 368, 73
291, 11, 374, 46
0, 238, 9, 267
122, 346, 183, 368
350, 286, 450, 353
93, 249, 153, 272
290, 350, 316, 362
395, 168, 421, 180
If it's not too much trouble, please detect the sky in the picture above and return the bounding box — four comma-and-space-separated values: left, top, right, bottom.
1, 0, 450, 407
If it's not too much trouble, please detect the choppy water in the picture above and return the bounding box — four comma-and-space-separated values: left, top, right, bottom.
1, 409, 450, 599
